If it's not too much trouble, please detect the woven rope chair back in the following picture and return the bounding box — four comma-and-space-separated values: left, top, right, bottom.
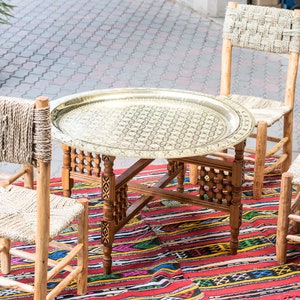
223, 4, 300, 54
0, 96, 51, 165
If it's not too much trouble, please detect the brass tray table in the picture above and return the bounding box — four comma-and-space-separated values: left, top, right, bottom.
51, 88, 255, 274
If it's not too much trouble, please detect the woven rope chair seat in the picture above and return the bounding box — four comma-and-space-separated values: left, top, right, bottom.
0, 185, 84, 244
218, 94, 291, 126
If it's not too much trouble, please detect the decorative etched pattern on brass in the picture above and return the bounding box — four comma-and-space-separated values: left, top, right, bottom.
70, 147, 101, 177
51, 88, 255, 159
198, 166, 233, 206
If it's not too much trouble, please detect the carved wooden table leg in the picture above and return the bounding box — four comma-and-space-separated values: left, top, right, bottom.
101, 155, 116, 275
167, 160, 185, 193
62, 144, 74, 197
230, 141, 245, 255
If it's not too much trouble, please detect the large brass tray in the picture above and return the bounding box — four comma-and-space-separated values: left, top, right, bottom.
51, 88, 255, 158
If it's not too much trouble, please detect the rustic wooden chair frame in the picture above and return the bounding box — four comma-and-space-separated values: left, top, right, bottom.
276, 154, 300, 264
0, 96, 89, 300
190, 2, 300, 200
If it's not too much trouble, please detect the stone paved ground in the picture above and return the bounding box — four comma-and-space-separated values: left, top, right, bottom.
0, 0, 299, 177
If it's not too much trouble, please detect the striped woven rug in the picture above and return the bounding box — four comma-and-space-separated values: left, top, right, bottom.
0, 164, 300, 299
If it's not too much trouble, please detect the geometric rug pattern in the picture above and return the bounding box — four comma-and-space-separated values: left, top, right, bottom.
0, 164, 300, 299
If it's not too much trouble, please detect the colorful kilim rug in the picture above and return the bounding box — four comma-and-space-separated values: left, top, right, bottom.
1, 164, 300, 299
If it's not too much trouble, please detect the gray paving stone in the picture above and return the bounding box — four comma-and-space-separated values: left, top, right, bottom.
23, 74, 41, 84
0, 0, 299, 177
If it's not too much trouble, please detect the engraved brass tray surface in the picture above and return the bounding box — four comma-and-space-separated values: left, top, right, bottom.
51, 88, 255, 158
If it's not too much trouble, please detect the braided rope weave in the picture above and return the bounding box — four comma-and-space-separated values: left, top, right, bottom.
0, 96, 51, 164
0, 97, 82, 243
223, 4, 300, 53
217, 94, 291, 126
33, 102, 52, 163
0, 185, 84, 243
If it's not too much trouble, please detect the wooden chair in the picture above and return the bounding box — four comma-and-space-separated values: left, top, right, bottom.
0, 96, 89, 300
190, 2, 300, 199
276, 154, 300, 264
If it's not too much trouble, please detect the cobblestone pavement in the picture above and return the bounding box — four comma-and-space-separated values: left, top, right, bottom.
0, 0, 299, 177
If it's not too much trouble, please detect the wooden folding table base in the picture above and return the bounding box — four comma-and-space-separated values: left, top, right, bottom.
61, 141, 245, 275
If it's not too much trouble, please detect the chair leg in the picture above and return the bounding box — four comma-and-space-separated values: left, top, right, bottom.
34, 159, 50, 300
0, 238, 11, 274
76, 198, 89, 295
189, 164, 198, 185
253, 121, 268, 200
282, 111, 293, 172
33, 239, 49, 300
276, 172, 293, 265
